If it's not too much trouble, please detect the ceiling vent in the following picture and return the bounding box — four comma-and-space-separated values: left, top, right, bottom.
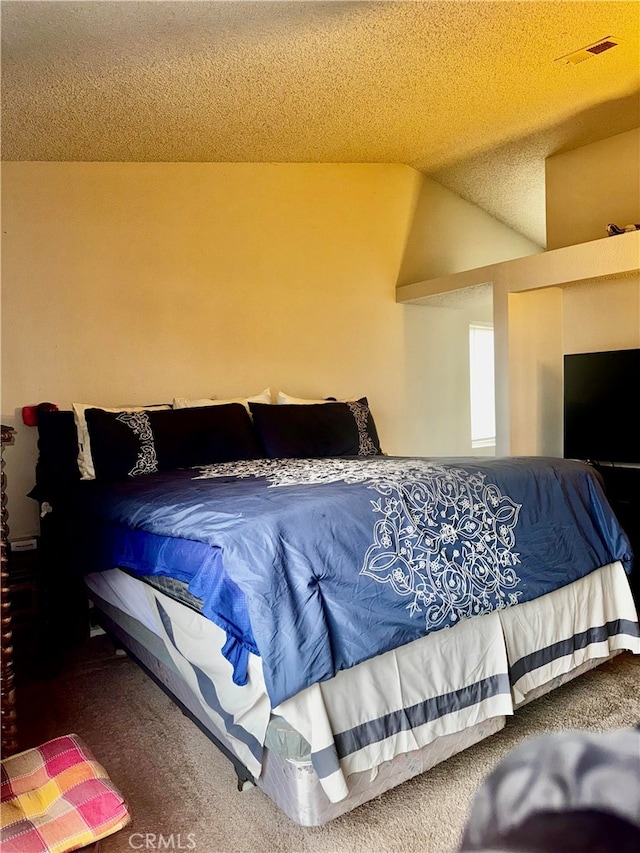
555, 36, 622, 66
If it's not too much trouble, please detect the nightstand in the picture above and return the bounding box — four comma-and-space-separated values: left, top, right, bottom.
7, 543, 42, 674
7, 537, 64, 682
1, 423, 18, 755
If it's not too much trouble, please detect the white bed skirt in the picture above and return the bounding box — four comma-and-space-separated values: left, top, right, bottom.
85, 561, 639, 824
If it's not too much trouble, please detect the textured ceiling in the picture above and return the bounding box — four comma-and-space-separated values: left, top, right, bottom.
2, 1, 639, 246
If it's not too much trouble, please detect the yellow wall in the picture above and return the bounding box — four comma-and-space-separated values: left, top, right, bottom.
507, 275, 640, 456
8, 157, 626, 536
506, 128, 640, 456
397, 175, 541, 285
2, 161, 434, 536
395, 174, 539, 462
545, 129, 640, 250
508, 287, 563, 456
562, 277, 640, 354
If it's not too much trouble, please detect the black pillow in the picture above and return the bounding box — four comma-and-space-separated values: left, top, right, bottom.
248, 398, 382, 459
85, 404, 263, 480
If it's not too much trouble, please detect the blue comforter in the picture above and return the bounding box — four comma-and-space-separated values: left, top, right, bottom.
82, 456, 633, 706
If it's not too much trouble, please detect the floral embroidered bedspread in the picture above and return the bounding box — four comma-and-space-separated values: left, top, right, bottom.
83, 455, 632, 705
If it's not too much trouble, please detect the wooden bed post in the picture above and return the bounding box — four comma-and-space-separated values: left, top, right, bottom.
1, 424, 19, 757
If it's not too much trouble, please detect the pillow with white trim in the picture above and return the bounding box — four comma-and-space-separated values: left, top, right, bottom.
173, 388, 271, 410
85, 404, 263, 480
72, 402, 170, 480
249, 398, 382, 458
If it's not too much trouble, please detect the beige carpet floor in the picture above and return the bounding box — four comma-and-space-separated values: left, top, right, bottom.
15, 639, 640, 853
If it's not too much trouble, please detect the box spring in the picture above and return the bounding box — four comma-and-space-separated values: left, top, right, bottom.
90, 594, 506, 825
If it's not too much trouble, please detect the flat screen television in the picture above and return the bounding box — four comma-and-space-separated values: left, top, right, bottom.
563, 347, 640, 464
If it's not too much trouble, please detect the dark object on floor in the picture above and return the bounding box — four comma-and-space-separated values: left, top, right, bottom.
460, 727, 640, 852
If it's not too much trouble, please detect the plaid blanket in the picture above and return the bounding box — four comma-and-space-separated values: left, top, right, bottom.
1, 733, 130, 853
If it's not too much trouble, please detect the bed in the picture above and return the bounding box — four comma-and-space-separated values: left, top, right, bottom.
30, 395, 640, 826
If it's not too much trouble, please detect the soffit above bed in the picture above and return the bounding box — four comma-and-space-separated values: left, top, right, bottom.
2, 1, 639, 248
397, 230, 640, 305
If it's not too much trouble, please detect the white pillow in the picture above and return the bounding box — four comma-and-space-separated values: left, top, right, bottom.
277, 391, 349, 404
72, 402, 170, 480
173, 388, 272, 410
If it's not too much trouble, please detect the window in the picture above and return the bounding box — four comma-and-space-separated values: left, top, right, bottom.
469, 323, 495, 448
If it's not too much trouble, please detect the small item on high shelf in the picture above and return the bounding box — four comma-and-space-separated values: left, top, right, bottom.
606, 222, 640, 236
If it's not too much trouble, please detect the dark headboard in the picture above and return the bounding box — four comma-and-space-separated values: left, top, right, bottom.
29, 410, 93, 650
30, 410, 80, 505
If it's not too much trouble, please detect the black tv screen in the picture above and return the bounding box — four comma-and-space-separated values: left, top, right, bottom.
563, 348, 640, 464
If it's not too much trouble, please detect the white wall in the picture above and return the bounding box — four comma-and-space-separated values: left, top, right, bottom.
403, 297, 494, 457
545, 128, 640, 250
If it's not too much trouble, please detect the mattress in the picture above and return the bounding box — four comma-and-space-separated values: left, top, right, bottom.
85, 561, 639, 825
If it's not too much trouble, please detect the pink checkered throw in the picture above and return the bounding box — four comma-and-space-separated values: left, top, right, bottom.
1, 733, 131, 852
